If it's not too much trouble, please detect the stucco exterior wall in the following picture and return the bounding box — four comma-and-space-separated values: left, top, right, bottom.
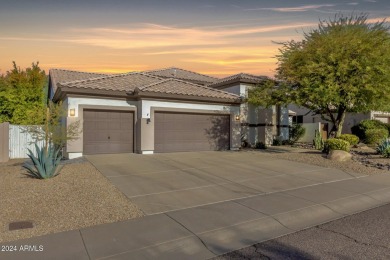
64, 96, 240, 158
218, 83, 288, 146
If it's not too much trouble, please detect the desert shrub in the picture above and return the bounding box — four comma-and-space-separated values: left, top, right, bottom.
337, 134, 359, 146
255, 142, 267, 149
365, 128, 388, 145
351, 119, 389, 141
323, 139, 350, 153
376, 138, 390, 158
313, 129, 324, 150
282, 140, 293, 145
272, 139, 282, 146
289, 124, 306, 144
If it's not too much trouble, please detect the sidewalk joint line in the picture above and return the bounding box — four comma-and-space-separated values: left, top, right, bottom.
79, 230, 92, 260
164, 213, 217, 256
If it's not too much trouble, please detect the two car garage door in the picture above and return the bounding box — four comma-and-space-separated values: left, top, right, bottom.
83, 110, 230, 154
154, 112, 230, 153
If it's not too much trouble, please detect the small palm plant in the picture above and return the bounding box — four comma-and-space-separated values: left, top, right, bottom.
23, 144, 63, 179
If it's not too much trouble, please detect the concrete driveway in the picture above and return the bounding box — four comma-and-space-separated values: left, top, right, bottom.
86, 151, 361, 215
5, 152, 390, 259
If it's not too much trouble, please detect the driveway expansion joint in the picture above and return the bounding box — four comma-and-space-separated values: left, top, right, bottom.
231, 200, 295, 232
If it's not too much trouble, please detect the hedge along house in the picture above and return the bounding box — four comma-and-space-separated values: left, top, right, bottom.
48, 68, 242, 159
208, 73, 289, 146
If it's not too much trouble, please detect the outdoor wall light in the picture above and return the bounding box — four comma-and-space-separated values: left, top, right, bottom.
235, 115, 240, 121
69, 109, 75, 117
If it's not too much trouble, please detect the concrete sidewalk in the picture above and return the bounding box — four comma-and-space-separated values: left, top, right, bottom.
2, 174, 390, 260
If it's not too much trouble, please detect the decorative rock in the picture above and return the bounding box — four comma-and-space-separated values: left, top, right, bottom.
327, 150, 352, 162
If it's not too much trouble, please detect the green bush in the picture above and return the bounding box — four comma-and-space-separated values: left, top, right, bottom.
351, 119, 389, 142
255, 142, 267, 149
365, 128, 388, 145
272, 139, 282, 146
337, 134, 359, 146
324, 138, 350, 153
376, 138, 390, 158
23, 144, 63, 179
289, 124, 306, 144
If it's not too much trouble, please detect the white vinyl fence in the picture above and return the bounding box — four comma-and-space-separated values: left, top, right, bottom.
9, 125, 45, 159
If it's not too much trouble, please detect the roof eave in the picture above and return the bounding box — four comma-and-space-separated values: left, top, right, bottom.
209, 78, 268, 89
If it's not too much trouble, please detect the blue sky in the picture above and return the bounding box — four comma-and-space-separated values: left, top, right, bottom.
0, 0, 388, 77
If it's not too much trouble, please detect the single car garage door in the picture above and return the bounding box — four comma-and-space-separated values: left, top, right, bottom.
83, 109, 134, 154
154, 112, 230, 153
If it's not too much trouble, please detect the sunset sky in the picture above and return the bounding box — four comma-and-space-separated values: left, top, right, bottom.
0, 0, 388, 78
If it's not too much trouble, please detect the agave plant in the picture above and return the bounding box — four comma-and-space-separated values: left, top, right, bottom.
376, 138, 390, 158
23, 144, 63, 179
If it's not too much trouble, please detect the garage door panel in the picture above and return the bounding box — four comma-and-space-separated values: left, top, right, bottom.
154, 112, 230, 153
83, 110, 134, 154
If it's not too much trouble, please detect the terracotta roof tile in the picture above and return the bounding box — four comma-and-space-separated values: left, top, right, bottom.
49, 69, 107, 94
146, 67, 218, 84
58, 72, 163, 92
137, 78, 240, 101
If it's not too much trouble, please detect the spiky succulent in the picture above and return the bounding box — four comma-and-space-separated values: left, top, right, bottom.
23, 144, 63, 179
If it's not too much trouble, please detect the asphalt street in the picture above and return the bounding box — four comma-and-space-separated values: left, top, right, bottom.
215, 203, 390, 260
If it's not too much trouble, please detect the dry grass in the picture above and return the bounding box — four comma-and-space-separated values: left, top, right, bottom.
0, 160, 144, 243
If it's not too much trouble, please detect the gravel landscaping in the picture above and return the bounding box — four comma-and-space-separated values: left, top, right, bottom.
1, 146, 388, 244
252, 145, 390, 175
0, 159, 144, 243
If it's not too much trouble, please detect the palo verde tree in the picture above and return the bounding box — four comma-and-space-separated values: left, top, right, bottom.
249, 14, 390, 137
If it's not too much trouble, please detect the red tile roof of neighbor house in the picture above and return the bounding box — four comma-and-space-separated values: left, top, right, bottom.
145, 67, 218, 85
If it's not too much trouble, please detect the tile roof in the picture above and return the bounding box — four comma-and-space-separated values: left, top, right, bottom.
136, 78, 240, 101
145, 67, 218, 84
49, 69, 107, 94
51, 68, 241, 103
57, 72, 163, 92
208, 73, 269, 88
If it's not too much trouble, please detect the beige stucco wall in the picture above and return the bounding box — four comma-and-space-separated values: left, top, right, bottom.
219, 83, 288, 146
64, 96, 241, 158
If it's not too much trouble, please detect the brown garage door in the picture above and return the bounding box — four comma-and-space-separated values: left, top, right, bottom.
83, 109, 134, 154
154, 112, 230, 153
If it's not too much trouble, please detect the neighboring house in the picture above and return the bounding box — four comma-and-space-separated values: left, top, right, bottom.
288, 104, 390, 135
48, 67, 288, 159
208, 73, 289, 145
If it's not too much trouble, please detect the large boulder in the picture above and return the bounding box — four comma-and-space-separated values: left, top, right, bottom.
327, 150, 352, 162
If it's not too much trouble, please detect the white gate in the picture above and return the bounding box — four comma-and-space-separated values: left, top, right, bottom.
9, 125, 45, 159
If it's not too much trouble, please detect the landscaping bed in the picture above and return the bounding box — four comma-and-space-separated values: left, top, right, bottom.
0, 159, 144, 243
250, 146, 389, 175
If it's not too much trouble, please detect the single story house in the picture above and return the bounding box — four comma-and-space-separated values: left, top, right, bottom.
288, 104, 390, 135
48, 67, 289, 158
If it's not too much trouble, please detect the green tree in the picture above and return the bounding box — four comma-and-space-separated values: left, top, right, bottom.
0, 62, 47, 124
249, 14, 390, 137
